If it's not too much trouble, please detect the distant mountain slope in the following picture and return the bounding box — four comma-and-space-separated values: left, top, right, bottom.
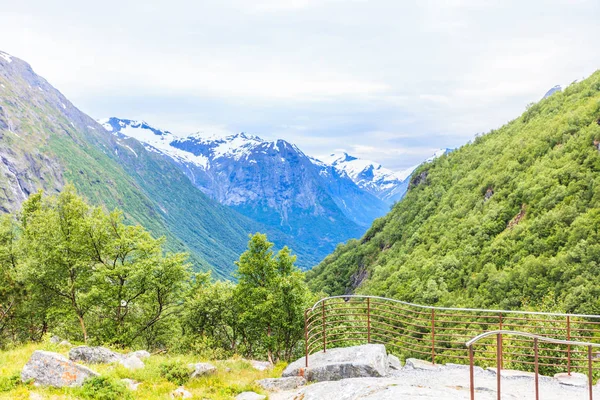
316, 153, 415, 204
0, 51, 302, 278
101, 118, 393, 257
307, 71, 600, 314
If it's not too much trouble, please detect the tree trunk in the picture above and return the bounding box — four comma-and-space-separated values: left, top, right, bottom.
77, 313, 88, 343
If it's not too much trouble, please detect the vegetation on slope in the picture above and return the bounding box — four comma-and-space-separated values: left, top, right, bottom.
307, 71, 600, 314
0, 187, 313, 361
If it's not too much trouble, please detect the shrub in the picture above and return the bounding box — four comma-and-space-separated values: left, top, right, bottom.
159, 361, 190, 385
79, 376, 132, 400
0, 373, 20, 392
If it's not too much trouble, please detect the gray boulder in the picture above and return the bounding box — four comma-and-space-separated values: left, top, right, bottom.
405, 358, 440, 371
129, 350, 151, 359
119, 356, 145, 370
69, 346, 122, 364
388, 354, 402, 370
283, 344, 389, 382
49, 335, 61, 344
235, 392, 266, 400
189, 362, 217, 378
256, 376, 306, 392
170, 386, 192, 398
121, 378, 141, 391
58, 340, 72, 347
21, 350, 99, 387
249, 360, 273, 371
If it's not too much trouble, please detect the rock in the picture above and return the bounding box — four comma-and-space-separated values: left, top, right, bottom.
21, 350, 99, 387
554, 372, 588, 387
69, 346, 122, 364
445, 363, 484, 373
283, 344, 389, 382
249, 360, 273, 371
49, 335, 61, 344
119, 355, 145, 370
129, 350, 151, 359
121, 378, 141, 391
58, 340, 72, 347
189, 362, 217, 378
170, 386, 192, 398
388, 354, 402, 370
487, 368, 535, 379
235, 392, 266, 400
405, 358, 440, 371
256, 376, 306, 392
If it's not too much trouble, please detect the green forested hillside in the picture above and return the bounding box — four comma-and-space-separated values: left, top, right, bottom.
307, 71, 600, 314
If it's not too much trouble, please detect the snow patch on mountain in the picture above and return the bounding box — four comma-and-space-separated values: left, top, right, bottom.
0, 51, 12, 63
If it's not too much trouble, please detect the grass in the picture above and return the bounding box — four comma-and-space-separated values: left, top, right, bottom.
0, 342, 285, 399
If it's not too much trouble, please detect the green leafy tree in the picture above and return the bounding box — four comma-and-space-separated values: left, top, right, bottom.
234, 233, 313, 362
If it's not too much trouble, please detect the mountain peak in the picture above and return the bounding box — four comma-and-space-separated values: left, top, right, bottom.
0, 51, 13, 64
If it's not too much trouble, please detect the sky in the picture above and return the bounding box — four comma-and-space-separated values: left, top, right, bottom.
1, 0, 599, 170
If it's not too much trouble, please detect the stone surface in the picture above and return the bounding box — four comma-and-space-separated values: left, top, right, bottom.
129, 350, 151, 359
554, 372, 588, 387
121, 378, 141, 391
445, 363, 484, 373
270, 366, 600, 400
58, 340, 72, 347
283, 344, 389, 382
69, 346, 122, 364
249, 360, 273, 371
21, 350, 99, 387
256, 376, 306, 392
486, 367, 551, 381
189, 362, 217, 378
49, 335, 61, 344
170, 386, 192, 398
119, 355, 145, 370
387, 354, 402, 370
235, 392, 266, 400
405, 358, 440, 371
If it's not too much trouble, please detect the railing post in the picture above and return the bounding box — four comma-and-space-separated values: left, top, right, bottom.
304, 309, 309, 368
496, 333, 501, 400
322, 300, 326, 353
469, 345, 475, 400
431, 308, 435, 364
499, 312, 503, 370
367, 297, 371, 344
567, 316, 571, 375
534, 337, 539, 400
588, 345, 593, 400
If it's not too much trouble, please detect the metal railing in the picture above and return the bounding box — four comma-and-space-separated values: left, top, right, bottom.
304, 295, 600, 376
466, 330, 600, 400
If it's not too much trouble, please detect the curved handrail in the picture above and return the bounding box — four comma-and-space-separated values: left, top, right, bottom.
310, 295, 600, 319
465, 330, 600, 348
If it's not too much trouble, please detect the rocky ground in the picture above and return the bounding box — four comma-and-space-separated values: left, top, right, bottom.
264, 344, 600, 400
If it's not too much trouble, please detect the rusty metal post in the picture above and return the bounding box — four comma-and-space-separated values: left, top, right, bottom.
367, 297, 371, 344
497, 333, 501, 400
588, 345, 593, 400
322, 300, 327, 353
499, 312, 503, 369
304, 309, 309, 368
534, 337, 539, 400
431, 308, 436, 364
567, 316, 572, 375
469, 345, 475, 400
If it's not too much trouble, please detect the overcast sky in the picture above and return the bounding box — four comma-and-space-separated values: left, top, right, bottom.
1, 0, 599, 170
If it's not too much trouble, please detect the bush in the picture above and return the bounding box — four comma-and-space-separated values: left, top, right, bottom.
0, 373, 20, 392
79, 376, 132, 400
159, 361, 190, 385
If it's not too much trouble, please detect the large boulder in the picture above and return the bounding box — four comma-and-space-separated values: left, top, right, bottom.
235, 392, 266, 400
256, 376, 306, 392
282, 344, 389, 382
21, 350, 99, 387
69, 346, 122, 364
189, 362, 217, 378
129, 350, 151, 360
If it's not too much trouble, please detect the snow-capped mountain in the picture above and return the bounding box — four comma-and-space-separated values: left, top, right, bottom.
315, 153, 412, 204
100, 117, 391, 256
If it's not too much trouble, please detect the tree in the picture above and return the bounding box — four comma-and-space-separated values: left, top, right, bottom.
234, 233, 313, 362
